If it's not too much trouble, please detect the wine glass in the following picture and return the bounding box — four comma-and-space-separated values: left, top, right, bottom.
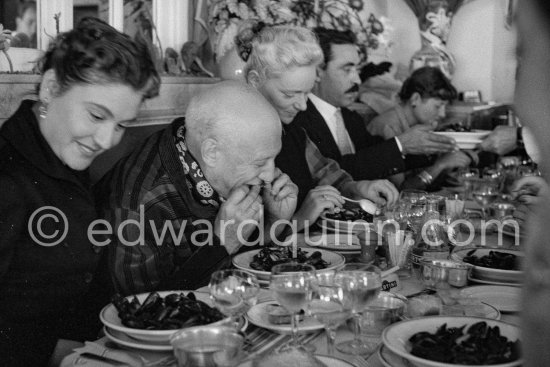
309, 270, 352, 355
398, 190, 427, 234
483, 167, 505, 191
270, 263, 316, 351
471, 178, 500, 219
209, 269, 260, 329
335, 263, 382, 355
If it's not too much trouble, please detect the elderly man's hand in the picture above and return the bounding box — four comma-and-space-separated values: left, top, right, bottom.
349, 179, 399, 207
397, 124, 457, 155
293, 186, 344, 230
263, 168, 298, 223
479, 125, 517, 155
215, 185, 263, 254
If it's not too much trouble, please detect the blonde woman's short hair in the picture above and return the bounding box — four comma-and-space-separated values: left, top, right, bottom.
244, 25, 323, 82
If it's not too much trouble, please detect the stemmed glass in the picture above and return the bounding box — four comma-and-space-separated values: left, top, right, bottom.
335, 263, 381, 355
270, 263, 316, 351
471, 178, 500, 219
398, 189, 427, 234
209, 269, 260, 329
309, 270, 352, 355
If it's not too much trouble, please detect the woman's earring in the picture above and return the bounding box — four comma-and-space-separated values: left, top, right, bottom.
38, 101, 48, 119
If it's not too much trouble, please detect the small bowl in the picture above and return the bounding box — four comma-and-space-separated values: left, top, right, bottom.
170, 325, 243, 367
421, 259, 471, 289
348, 292, 406, 335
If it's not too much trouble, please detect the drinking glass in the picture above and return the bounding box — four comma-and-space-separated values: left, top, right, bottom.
335, 263, 382, 355
398, 190, 427, 234
483, 167, 505, 191
270, 263, 316, 351
209, 269, 260, 328
309, 270, 352, 355
456, 167, 479, 199
471, 178, 500, 219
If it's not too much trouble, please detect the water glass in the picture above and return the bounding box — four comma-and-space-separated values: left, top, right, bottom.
470, 178, 500, 219
209, 269, 260, 327
270, 263, 315, 351
335, 263, 381, 355
309, 270, 352, 355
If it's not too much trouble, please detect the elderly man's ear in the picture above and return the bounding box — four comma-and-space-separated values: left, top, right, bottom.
200, 138, 221, 167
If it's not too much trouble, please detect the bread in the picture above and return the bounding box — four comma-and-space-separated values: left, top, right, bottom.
407, 295, 442, 318
266, 304, 304, 324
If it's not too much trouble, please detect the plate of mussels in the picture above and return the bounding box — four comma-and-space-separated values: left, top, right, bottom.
100, 291, 232, 344
232, 247, 345, 282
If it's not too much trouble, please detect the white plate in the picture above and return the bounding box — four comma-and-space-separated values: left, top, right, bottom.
103, 326, 173, 351
451, 248, 523, 284
468, 274, 522, 287
100, 290, 230, 343
237, 354, 355, 367
232, 248, 345, 282
460, 286, 521, 313
318, 214, 375, 234
246, 301, 324, 334
434, 130, 491, 150
382, 316, 522, 367
378, 344, 408, 367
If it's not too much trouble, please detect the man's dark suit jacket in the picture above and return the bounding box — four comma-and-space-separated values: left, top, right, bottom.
293, 99, 407, 180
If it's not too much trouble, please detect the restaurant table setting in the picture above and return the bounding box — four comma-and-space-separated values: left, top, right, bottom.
61, 176, 527, 367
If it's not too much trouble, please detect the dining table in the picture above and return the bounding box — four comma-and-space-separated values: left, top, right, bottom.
60, 220, 523, 367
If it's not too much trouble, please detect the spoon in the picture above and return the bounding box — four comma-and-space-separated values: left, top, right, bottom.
341, 196, 380, 215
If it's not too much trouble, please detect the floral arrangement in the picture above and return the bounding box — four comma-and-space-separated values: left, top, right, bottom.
209, 0, 296, 59
208, 0, 393, 62
404, 0, 471, 43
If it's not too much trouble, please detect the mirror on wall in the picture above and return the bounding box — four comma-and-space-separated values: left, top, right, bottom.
1, 0, 37, 48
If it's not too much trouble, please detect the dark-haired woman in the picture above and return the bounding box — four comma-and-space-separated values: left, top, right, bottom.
0, 18, 160, 366
367, 66, 473, 190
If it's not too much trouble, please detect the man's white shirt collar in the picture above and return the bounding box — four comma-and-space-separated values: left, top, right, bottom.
308, 93, 356, 154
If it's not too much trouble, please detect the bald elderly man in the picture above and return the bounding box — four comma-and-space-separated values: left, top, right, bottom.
95, 81, 297, 294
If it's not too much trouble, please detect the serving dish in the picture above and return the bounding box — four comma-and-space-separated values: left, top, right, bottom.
103, 326, 174, 351
433, 130, 491, 150
232, 248, 345, 282
100, 290, 231, 343
451, 248, 523, 284
382, 316, 522, 367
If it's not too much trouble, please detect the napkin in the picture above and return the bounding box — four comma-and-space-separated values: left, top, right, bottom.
59, 342, 145, 367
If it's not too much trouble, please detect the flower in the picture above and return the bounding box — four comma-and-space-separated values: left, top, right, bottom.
209, 0, 296, 59
208, 0, 393, 62
296, 1, 393, 62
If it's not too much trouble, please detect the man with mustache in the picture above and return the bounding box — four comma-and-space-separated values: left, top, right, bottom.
293, 28, 457, 181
